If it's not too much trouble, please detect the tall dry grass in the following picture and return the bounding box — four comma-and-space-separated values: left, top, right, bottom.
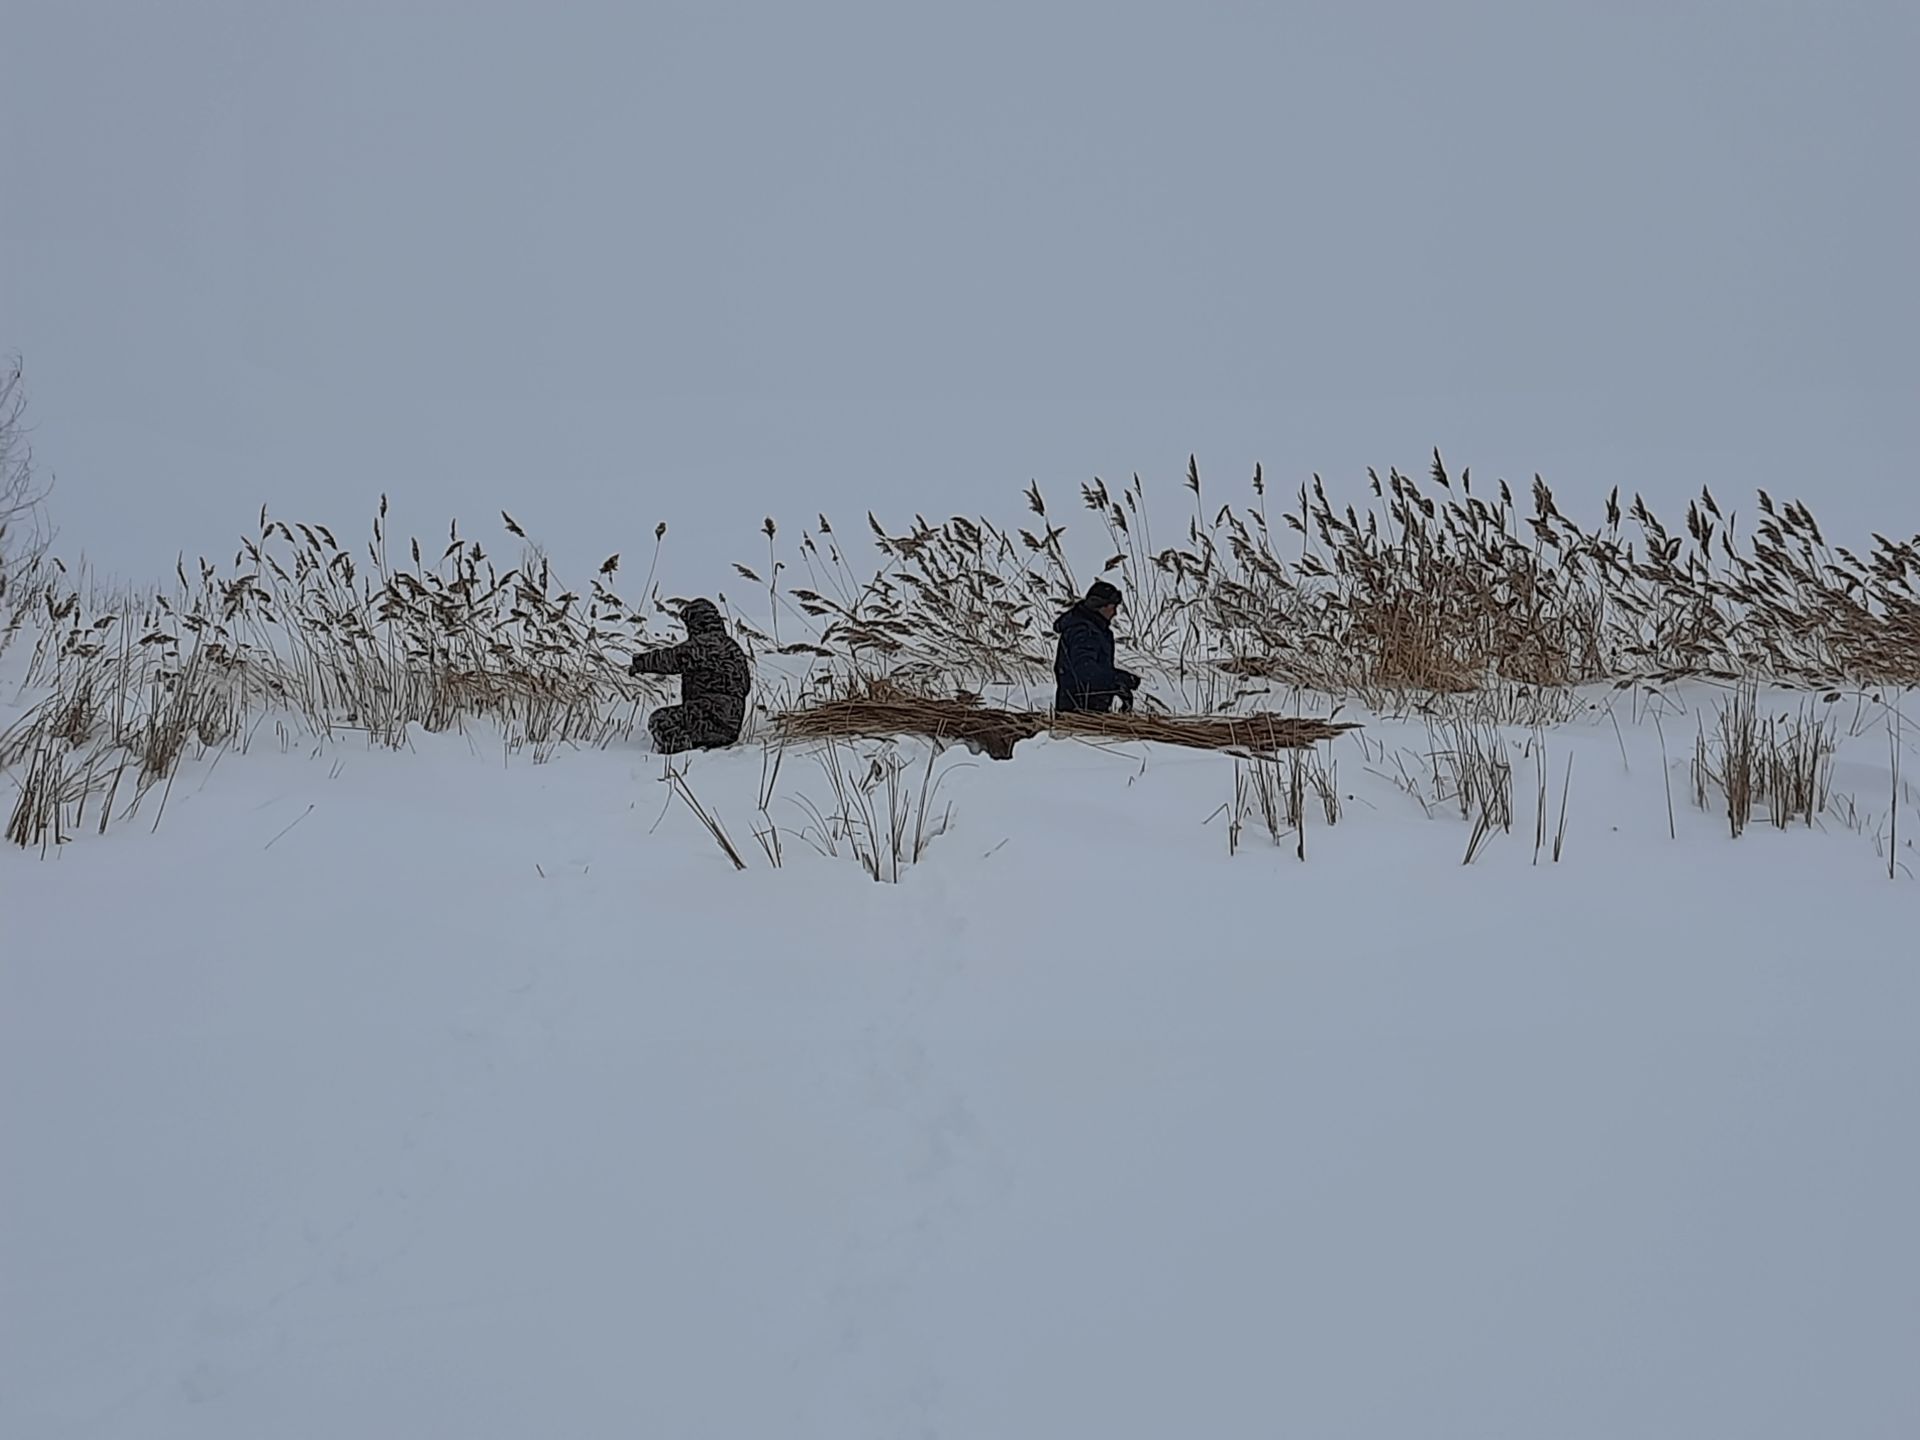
813, 455, 1920, 696
6, 456, 1920, 848
1691, 683, 1838, 838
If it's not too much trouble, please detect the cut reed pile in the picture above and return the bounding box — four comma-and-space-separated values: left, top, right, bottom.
774, 694, 1356, 760
775, 697, 1039, 760
1051, 710, 1359, 753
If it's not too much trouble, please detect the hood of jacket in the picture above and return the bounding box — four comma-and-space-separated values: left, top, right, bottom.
680, 598, 726, 637
1053, 600, 1110, 637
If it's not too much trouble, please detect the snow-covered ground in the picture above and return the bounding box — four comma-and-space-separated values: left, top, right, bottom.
4, 661, 1918, 1437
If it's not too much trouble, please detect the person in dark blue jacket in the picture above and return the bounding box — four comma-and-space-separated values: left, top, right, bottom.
1053, 580, 1142, 713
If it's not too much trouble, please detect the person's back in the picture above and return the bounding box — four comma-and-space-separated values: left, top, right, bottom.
1053, 580, 1139, 713
629, 598, 751, 752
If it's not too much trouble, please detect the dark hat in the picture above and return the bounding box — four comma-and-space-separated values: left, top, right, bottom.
1085, 580, 1124, 610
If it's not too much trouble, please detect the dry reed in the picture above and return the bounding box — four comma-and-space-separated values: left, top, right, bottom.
7, 455, 1920, 849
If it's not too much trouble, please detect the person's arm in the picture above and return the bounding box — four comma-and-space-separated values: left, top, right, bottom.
629, 641, 689, 676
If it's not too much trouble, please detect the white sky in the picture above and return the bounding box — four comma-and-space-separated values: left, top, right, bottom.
3, 1, 1915, 592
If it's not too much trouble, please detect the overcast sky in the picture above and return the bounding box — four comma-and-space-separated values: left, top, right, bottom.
3, 1, 1915, 591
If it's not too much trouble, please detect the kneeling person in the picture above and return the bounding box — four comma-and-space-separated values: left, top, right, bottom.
629, 598, 750, 753
1053, 580, 1142, 714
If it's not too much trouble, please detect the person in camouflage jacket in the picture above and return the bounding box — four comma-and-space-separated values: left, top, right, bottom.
628, 598, 751, 753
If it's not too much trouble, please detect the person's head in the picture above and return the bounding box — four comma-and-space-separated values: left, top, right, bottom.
680, 597, 724, 635
1084, 580, 1123, 621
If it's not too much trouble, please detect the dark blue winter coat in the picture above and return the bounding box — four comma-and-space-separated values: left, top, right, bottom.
1053, 602, 1137, 713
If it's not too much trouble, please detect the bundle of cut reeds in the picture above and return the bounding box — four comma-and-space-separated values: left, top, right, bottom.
1052, 709, 1358, 752
774, 697, 1040, 759
773, 695, 1356, 760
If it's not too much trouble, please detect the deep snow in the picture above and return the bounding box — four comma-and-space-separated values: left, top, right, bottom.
4, 678, 1919, 1438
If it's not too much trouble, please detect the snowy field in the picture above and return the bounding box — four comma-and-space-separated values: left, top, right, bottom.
4, 656, 1918, 1439
6, 0, 1913, 1429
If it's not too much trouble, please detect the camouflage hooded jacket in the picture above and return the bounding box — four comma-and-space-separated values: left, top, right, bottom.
628, 599, 751, 726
